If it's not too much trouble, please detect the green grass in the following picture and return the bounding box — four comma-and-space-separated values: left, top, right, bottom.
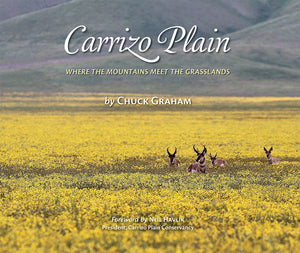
1, 49, 299, 95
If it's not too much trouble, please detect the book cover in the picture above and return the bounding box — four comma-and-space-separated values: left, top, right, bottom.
0, 1, 299, 252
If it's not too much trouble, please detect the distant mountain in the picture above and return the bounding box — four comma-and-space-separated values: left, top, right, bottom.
0, 0, 299, 95
0, 0, 70, 21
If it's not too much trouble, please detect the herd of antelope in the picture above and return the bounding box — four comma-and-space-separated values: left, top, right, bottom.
167, 145, 280, 173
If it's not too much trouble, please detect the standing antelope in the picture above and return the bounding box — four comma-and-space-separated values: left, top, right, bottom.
264, 147, 280, 164
187, 145, 207, 173
209, 153, 227, 167
167, 147, 180, 167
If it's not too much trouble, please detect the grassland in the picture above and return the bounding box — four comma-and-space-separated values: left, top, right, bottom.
0, 94, 299, 252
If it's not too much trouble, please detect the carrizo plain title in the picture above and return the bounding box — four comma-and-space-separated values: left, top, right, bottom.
64, 25, 231, 63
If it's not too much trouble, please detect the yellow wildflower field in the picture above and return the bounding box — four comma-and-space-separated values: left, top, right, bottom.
0, 94, 299, 252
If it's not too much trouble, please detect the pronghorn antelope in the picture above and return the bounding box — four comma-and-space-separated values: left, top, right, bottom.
209, 153, 227, 167
264, 147, 280, 164
187, 145, 207, 173
167, 147, 180, 167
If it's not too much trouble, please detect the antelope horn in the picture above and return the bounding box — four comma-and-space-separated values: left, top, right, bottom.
174, 147, 177, 156
203, 145, 207, 153
193, 145, 200, 154
167, 147, 171, 156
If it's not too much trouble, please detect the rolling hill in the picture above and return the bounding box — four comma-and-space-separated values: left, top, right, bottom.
0, 0, 70, 22
0, 0, 299, 95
